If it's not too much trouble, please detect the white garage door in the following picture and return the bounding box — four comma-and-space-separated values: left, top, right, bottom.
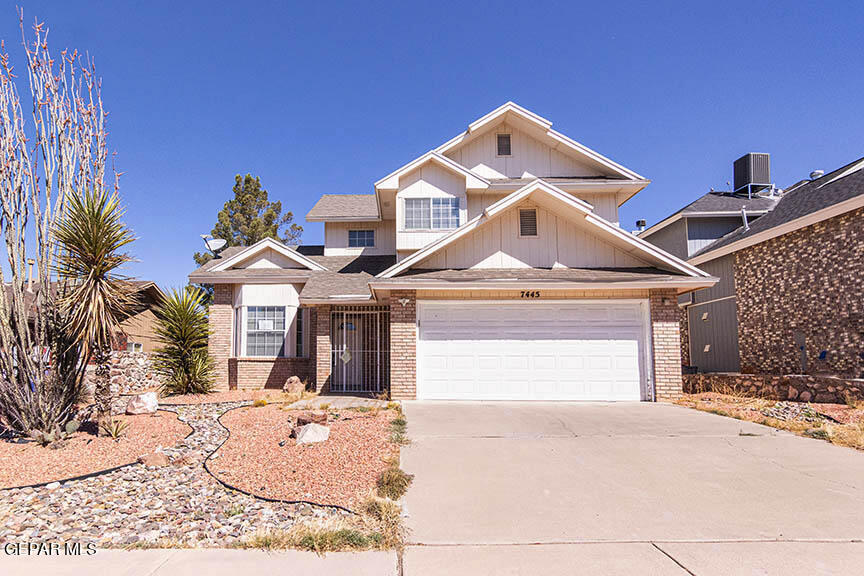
418, 301, 649, 401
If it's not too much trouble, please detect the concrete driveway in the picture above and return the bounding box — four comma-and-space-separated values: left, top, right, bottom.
401, 402, 864, 575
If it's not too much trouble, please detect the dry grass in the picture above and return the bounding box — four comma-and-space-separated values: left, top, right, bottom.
376, 466, 413, 500
678, 392, 864, 451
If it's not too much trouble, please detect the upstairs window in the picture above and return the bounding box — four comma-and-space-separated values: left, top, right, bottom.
405, 198, 459, 230
497, 133, 511, 156
348, 229, 375, 247
519, 208, 538, 237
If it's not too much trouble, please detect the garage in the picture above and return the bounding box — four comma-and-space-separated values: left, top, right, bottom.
417, 300, 650, 401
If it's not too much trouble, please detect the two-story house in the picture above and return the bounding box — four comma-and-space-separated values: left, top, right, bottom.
189, 102, 716, 401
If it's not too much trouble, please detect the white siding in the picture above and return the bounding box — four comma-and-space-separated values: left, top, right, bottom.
235, 248, 306, 269
445, 122, 604, 180
417, 201, 649, 269
396, 162, 467, 251
324, 220, 396, 256
467, 191, 619, 225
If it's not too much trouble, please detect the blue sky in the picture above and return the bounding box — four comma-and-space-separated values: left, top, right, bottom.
3, 1, 861, 287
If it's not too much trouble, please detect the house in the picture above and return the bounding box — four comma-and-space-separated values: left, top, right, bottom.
189, 102, 716, 401
647, 155, 864, 379
639, 154, 782, 369
118, 281, 167, 354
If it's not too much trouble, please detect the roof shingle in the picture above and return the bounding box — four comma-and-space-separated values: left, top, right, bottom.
306, 194, 379, 221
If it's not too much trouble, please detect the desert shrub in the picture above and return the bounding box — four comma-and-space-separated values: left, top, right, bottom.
153, 288, 214, 395
376, 466, 414, 500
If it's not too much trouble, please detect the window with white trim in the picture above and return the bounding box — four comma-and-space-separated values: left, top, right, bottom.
497, 133, 511, 156
348, 229, 375, 247
519, 208, 538, 236
246, 306, 286, 356
126, 341, 143, 353
404, 197, 459, 230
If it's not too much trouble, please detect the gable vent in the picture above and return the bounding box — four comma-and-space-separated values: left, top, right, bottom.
519, 208, 537, 236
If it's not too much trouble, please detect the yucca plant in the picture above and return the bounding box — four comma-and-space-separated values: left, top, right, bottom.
55, 188, 138, 434
152, 287, 214, 395
99, 418, 129, 440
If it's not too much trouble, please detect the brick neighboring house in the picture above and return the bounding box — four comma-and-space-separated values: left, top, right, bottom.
648, 155, 864, 380
189, 102, 716, 401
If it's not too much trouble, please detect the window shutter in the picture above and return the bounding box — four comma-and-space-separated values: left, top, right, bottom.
519, 209, 537, 236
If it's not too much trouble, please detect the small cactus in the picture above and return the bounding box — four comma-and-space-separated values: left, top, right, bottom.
65, 420, 80, 435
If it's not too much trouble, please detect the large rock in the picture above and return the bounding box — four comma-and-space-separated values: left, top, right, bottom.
283, 375, 305, 394
295, 423, 330, 444
126, 392, 158, 415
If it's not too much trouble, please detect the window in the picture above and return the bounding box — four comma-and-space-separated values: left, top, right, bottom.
246, 306, 286, 356
126, 341, 143, 353
497, 133, 511, 156
295, 307, 304, 357
405, 198, 459, 230
348, 229, 375, 247
519, 208, 538, 236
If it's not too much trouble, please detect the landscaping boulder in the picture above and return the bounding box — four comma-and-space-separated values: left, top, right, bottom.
126, 392, 158, 415
283, 375, 305, 394
296, 411, 327, 427
137, 452, 169, 467
295, 423, 330, 444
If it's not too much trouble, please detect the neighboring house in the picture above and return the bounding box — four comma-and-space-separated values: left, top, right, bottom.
650, 155, 864, 379
189, 102, 716, 401
118, 281, 166, 354
639, 154, 782, 369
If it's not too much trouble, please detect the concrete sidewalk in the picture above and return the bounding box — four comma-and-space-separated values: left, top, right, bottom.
0, 549, 398, 576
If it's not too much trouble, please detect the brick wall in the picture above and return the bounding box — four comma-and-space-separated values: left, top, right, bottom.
390, 290, 417, 400
209, 284, 233, 391
679, 305, 691, 367
315, 305, 331, 393
228, 357, 314, 390
650, 289, 683, 401
735, 206, 864, 379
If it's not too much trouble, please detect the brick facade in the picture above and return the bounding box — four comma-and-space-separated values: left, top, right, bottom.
228, 357, 315, 390
315, 305, 331, 393
650, 289, 683, 401
389, 290, 417, 400
209, 284, 234, 391
735, 206, 864, 379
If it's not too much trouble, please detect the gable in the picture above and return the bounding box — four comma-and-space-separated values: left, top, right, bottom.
233, 247, 307, 269
399, 161, 466, 199
444, 121, 610, 180
415, 200, 651, 269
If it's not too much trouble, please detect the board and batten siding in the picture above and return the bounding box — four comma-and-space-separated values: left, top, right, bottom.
324, 220, 396, 256
686, 255, 740, 372
444, 121, 605, 180
416, 201, 651, 270
686, 216, 746, 258
467, 191, 619, 226
643, 219, 688, 260
235, 247, 306, 269
396, 162, 467, 252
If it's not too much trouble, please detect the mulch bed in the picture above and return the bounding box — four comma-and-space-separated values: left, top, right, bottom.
0, 411, 191, 489
211, 405, 399, 509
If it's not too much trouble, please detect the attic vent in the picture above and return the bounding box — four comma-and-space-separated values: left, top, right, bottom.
519, 209, 537, 237
497, 133, 511, 156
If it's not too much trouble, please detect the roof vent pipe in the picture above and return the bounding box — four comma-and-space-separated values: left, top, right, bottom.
810, 170, 824, 180
635, 219, 646, 233
741, 207, 750, 231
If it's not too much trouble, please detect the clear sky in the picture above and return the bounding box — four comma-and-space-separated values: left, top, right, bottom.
3, 1, 861, 288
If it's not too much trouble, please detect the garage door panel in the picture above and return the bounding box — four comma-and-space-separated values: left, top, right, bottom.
418, 301, 647, 401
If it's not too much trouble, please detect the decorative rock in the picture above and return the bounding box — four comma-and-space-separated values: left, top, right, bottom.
126, 392, 159, 415
137, 452, 170, 467
45, 482, 60, 490
283, 375, 305, 394
295, 423, 330, 444
296, 411, 327, 427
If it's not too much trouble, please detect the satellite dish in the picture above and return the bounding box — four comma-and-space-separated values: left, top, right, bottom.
200, 234, 227, 255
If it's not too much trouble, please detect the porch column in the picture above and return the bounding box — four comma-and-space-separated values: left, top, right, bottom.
390, 290, 417, 400
209, 284, 234, 391
650, 289, 683, 401
315, 305, 331, 393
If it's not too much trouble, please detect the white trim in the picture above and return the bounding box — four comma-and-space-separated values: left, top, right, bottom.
689, 193, 864, 265
188, 275, 310, 285
209, 237, 326, 272
374, 151, 489, 191
495, 131, 512, 157
370, 278, 718, 292
687, 294, 737, 308
415, 299, 654, 402
347, 228, 376, 248
306, 215, 382, 223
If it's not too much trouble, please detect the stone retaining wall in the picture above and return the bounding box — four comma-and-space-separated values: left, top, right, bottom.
683, 372, 864, 403
84, 351, 163, 397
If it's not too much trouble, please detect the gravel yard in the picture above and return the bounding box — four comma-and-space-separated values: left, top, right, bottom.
0, 411, 190, 489
158, 390, 287, 405
211, 405, 400, 509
